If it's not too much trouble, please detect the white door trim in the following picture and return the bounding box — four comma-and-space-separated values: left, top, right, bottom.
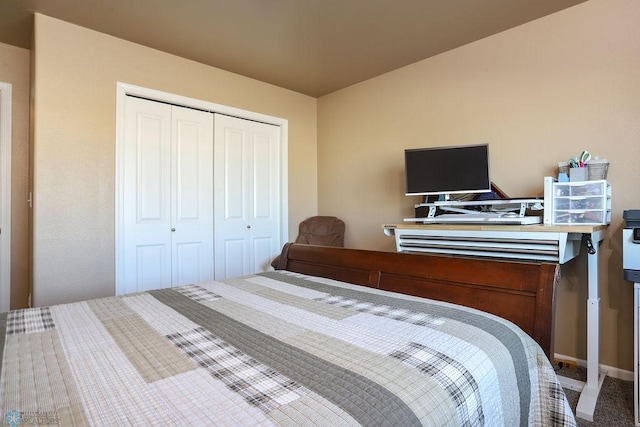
115, 82, 289, 295
0, 82, 12, 312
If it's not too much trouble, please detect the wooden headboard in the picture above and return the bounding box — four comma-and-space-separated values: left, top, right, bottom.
275, 243, 560, 358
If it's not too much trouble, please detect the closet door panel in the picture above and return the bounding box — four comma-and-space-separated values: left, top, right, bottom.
136, 245, 167, 291
251, 237, 274, 274
248, 122, 281, 272
222, 239, 246, 279
252, 133, 273, 218
214, 116, 250, 278
123, 97, 172, 293
214, 114, 280, 278
175, 242, 202, 285
137, 123, 165, 221
222, 128, 246, 220
174, 122, 199, 219
171, 105, 214, 287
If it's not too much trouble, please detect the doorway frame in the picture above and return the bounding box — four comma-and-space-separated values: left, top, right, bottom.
114, 82, 289, 296
0, 82, 12, 312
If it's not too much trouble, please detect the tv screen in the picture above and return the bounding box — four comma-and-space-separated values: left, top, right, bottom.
404, 144, 491, 197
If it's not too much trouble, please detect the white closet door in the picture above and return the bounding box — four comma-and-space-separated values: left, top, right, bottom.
171, 105, 214, 286
213, 114, 281, 279
123, 97, 172, 292
122, 97, 214, 294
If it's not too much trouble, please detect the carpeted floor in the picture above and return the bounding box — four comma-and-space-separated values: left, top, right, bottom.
558, 366, 635, 426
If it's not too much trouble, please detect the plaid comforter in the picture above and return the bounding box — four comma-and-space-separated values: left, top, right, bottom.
0, 271, 576, 426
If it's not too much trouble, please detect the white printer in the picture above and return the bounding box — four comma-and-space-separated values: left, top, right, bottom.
623, 210, 640, 427
624, 210, 640, 281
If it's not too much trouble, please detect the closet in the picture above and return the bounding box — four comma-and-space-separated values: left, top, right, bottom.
120, 95, 282, 295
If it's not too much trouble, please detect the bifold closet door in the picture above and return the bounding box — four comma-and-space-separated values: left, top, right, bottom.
122, 96, 214, 293
213, 114, 281, 279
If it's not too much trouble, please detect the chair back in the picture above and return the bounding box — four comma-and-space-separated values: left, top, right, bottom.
295, 216, 345, 247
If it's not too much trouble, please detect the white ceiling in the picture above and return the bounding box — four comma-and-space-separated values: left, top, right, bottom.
0, 0, 587, 97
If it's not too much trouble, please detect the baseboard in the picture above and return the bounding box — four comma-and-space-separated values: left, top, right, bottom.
554, 352, 634, 382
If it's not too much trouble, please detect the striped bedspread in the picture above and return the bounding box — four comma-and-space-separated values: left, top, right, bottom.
0, 271, 575, 426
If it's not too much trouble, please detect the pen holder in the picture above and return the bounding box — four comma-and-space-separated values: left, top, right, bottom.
569, 167, 588, 182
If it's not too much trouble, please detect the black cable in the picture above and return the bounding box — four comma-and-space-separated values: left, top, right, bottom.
582, 234, 596, 255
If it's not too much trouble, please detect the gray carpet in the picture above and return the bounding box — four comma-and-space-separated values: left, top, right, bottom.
558, 366, 635, 426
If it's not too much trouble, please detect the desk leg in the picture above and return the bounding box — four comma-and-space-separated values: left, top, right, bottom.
576, 231, 606, 422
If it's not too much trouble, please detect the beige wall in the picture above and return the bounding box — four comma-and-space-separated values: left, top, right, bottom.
0, 42, 30, 310
31, 14, 317, 307
318, 0, 640, 371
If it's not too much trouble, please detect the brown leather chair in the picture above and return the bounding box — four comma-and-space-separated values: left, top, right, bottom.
271, 216, 345, 268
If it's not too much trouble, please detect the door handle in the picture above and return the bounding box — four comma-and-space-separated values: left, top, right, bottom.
246, 225, 251, 229
171, 228, 176, 232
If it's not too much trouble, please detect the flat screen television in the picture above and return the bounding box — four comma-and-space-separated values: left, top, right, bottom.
404, 143, 491, 199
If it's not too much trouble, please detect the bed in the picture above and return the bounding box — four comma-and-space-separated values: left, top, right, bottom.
1, 243, 575, 426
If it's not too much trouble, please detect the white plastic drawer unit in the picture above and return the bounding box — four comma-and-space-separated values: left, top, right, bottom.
552, 180, 611, 225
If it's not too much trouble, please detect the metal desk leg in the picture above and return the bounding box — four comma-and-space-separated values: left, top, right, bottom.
575, 231, 607, 421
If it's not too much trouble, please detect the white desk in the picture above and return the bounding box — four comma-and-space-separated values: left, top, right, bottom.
383, 223, 607, 422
